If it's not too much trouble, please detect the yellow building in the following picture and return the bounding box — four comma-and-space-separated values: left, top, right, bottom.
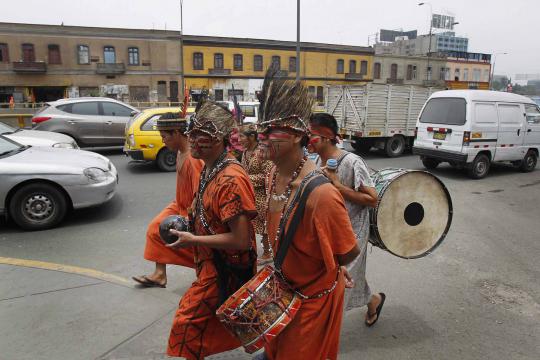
182, 35, 374, 103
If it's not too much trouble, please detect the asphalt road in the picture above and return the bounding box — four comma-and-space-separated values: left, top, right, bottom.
1, 148, 539, 359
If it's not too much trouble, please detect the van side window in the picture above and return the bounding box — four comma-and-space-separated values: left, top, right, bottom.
525, 104, 540, 124
474, 103, 498, 125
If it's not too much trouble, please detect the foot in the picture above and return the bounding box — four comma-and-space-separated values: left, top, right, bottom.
365, 293, 386, 327
257, 252, 273, 265
132, 274, 166, 288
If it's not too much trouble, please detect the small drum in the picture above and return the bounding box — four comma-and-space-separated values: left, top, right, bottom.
369, 168, 453, 259
216, 265, 301, 354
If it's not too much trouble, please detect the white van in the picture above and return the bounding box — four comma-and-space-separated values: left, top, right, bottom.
413, 90, 540, 179
216, 101, 259, 124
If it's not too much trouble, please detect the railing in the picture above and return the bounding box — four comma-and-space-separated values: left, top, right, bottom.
12, 61, 47, 73
345, 73, 364, 80
208, 68, 231, 75
96, 63, 126, 75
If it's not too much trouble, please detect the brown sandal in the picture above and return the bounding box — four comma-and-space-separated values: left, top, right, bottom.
132, 275, 166, 288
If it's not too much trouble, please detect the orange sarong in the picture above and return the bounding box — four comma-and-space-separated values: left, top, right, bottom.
264, 183, 357, 360
143, 152, 203, 268
167, 160, 257, 359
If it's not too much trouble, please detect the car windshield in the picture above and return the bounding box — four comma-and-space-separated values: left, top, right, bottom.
0, 135, 28, 157
0, 122, 18, 134
126, 111, 145, 132
419, 98, 467, 126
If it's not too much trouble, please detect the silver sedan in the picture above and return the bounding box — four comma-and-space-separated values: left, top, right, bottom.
0, 135, 118, 230
0, 121, 78, 149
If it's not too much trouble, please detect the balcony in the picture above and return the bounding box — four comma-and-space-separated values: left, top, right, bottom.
96, 63, 126, 75
423, 80, 446, 87
345, 73, 364, 80
386, 78, 404, 85
208, 68, 231, 75
12, 61, 47, 73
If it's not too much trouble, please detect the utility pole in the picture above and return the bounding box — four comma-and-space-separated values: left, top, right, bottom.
179, 0, 185, 98
296, 0, 300, 82
419, 2, 433, 81
490, 52, 507, 90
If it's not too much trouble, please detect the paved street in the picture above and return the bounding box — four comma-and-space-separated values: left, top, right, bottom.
1, 149, 539, 360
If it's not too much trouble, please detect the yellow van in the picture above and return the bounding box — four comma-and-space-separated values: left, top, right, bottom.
123, 107, 194, 171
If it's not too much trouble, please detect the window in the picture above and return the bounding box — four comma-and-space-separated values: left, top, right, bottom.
254, 55, 263, 71
454, 68, 460, 81
233, 54, 243, 71
22, 44, 35, 62
0, 43, 8, 63
214, 53, 224, 69
193, 52, 203, 70
214, 89, 224, 101
239, 105, 256, 117
289, 56, 297, 72
78, 45, 89, 64
308, 86, 316, 98
412, 65, 417, 80
101, 102, 132, 116
337, 59, 344, 74
463, 68, 469, 81
427, 66, 432, 80
483, 69, 490, 82
170, 81, 179, 101
473, 69, 481, 81
128, 47, 139, 65
419, 98, 466, 125
271, 56, 281, 70
445, 68, 451, 81
390, 64, 398, 79
525, 104, 540, 124
349, 60, 356, 73
406, 65, 413, 80
360, 60, 368, 75
70, 102, 100, 116
103, 46, 115, 64
316, 86, 324, 103
439, 67, 446, 80
47, 45, 61, 64
141, 114, 162, 131
373, 62, 381, 79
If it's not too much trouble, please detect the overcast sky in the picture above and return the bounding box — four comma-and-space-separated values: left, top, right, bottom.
3, 0, 539, 79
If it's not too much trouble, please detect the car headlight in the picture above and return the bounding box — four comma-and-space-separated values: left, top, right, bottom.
129, 134, 135, 147
53, 142, 77, 149
84, 167, 111, 182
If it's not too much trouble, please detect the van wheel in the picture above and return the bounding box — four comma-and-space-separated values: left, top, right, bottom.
520, 150, 537, 172
422, 157, 440, 170
156, 148, 177, 172
9, 183, 68, 230
467, 154, 490, 179
385, 135, 406, 157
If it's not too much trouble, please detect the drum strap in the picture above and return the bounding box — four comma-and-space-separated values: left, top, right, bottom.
274, 174, 330, 270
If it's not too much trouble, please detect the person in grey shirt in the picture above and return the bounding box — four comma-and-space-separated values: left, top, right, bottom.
308, 113, 386, 327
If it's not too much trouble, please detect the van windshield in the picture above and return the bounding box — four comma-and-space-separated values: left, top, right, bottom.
419, 98, 466, 126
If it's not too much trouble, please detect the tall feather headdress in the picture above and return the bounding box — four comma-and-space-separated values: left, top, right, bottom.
188, 99, 235, 140
257, 67, 313, 134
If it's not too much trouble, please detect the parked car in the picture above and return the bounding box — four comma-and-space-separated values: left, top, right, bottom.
0, 135, 118, 230
0, 121, 78, 149
32, 97, 139, 147
124, 107, 195, 172
413, 90, 540, 179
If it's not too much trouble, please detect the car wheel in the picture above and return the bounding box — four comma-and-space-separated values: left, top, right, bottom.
520, 150, 537, 172
9, 183, 68, 230
385, 135, 406, 157
422, 157, 440, 170
467, 153, 490, 179
156, 148, 177, 172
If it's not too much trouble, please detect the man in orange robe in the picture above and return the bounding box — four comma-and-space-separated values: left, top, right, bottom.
165, 101, 257, 359
256, 69, 360, 360
132, 113, 203, 287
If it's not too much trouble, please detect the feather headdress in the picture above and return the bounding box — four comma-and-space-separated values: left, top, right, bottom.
188, 99, 235, 140
257, 67, 313, 134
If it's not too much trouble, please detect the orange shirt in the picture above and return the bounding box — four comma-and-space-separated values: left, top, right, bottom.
175, 151, 204, 216
265, 182, 357, 360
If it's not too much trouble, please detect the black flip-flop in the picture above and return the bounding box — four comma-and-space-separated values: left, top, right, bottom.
132, 275, 166, 288
365, 292, 386, 327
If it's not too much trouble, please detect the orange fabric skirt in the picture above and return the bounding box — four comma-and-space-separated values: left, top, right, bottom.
143, 202, 195, 268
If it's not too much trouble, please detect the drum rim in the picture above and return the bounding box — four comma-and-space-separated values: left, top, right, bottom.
370, 169, 453, 259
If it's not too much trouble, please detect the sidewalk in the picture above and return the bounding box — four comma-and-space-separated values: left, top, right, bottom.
0, 264, 251, 360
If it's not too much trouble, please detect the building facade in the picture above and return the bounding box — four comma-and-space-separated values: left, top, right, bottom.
375, 32, 468, 56
0, 22, 374, 106
0, 22, 183, 104
372, 54, 446, 87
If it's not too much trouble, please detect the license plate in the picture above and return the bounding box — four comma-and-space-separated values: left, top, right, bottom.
433, 132, 446, 140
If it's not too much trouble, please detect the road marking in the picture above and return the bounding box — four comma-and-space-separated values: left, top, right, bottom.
0, 257, 132, 288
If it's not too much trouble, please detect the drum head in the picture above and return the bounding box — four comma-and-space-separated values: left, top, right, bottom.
376, 171, 452, 258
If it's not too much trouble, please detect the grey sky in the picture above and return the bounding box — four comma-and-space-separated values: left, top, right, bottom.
2, 0, 538, 78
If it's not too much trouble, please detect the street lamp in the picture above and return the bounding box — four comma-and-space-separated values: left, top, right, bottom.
418, 2, 433, 81
296, 0, 300, 82
179, 0, 185, 98
490, 52, 508, 90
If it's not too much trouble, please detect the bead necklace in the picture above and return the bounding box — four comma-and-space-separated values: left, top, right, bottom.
270, 156, 306, 202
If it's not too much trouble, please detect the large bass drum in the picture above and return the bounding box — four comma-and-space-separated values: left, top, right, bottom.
369, 168, 453, 259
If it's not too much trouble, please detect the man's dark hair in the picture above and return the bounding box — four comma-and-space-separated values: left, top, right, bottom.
309, 113, 338, 145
